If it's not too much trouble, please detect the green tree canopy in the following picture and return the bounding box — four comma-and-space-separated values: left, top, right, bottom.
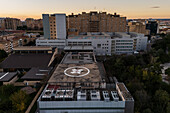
10, 90, 30, 113
153, 90, 169, 113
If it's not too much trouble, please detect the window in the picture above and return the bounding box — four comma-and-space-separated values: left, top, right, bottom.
97, 44, 101, 48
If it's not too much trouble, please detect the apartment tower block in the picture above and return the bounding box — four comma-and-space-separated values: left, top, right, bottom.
67, 11, 127, 33
42, 14, 66, 39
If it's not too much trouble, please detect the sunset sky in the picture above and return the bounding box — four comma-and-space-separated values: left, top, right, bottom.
0, 0, 170, 20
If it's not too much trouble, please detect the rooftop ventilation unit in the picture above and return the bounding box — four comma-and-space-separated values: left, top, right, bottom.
90, 90, 100, 101
42, 90, 53, 99
111, 91, 119, 102
77, 90, 86, 101
55, 90, 65, 99
65, 90, 74, 98
102, 91, 110, 101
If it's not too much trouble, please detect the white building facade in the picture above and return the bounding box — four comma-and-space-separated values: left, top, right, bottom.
36, 39, 66, 49
66, 32, 148, 55
36, 32, 148, 55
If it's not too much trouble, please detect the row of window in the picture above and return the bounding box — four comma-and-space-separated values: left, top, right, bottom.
51, 31, 56, 33
37, 42, 65, 43
68, 42, 91, 44
50, 21, 55, 23
116, 49, 133, 51
51, 28, 56, 30
116, 43, 133, 45
68, 44, 92, 46
51, 34, 56, 36
116, 40, 133, 42
116, 46, 133, 48
102, 47, 109, 49
50, 25, 55, 27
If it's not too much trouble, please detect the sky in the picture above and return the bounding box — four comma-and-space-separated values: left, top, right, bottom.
0, 0, 170, 20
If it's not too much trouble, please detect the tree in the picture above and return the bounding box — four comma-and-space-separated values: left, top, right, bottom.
0, 99, 13, 113
134, 90, 150, 112
153, 90, 169, 113
127, 79, 144, 94
167, 102, 170, 113
0, 49, 7, 62
0, 84, 16, 95
10, 90, 30, 112
142, 66, 162, 94
24, 39, 27, 44
142, 108, 153, 113
102, 46, 170, 113
165, 68, 170, 76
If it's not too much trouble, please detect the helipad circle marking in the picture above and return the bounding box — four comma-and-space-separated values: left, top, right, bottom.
64, 66, 90, 78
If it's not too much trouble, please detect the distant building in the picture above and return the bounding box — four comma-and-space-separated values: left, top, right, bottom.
42, 14, 66, 39
66, 32, 148, 55
36, 38, 66, 50
12, 46, 53, 54
0, 18, 5, 29
0, 30, 35, 53
67, 11, 127, 33
3, 18, 22, 30
128, 21, 150, 35
37, 32, 148, 55
146, 20, 159, 35
0, 30, 33, 53
39, 12, 147, 55
24, 33, 40, 38
25, 18, 43, 30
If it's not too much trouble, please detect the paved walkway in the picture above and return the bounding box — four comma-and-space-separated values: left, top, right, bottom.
25, 65, 58, 113
25, 85, 44, 113
13, 82, 25, 86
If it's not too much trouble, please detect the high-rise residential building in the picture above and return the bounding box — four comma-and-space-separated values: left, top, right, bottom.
67, 11, 127, 33
42, 14, 66, 39
128, 21, 150, 35
0, 18, 5, 29
3, 18, 22, 30
39, 12, 148, 55
25, 18, 43, 30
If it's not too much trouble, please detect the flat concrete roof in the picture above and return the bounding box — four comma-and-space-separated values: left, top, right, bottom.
13, 46, 52, 51
0, 53, 52, 69
21, 67, 52, 80
61, 52, 95, 64
48, 63, 103, 83
68, 32, 144, 40
117, 83, 133, 101
0, 72, 17, 82
64, 46, 93, 51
